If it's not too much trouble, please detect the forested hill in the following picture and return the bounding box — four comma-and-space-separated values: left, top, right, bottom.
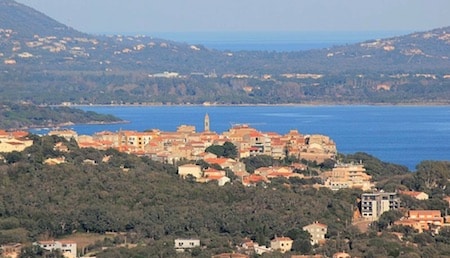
0, 102, 122, 129
0, 0, 85, 38
0, 1, 450, 104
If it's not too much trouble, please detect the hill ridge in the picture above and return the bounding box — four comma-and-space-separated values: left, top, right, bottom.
0, 0, 449, 105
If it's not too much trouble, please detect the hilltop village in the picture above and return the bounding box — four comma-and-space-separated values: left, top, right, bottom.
47, 114, 338, 187
1, 115, 450, 258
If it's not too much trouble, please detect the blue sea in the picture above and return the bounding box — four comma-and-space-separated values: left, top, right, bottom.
35, 105, 450, 171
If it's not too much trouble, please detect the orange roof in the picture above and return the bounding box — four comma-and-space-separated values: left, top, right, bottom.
400, 191, 427, 198
204, 167, 222, 173
11, 131, 29, 138
243, 174, 268, 185
5, 141, 25, 146
409, 210, 441, 215
249, 131, 263, 137
204, 158, 230, 165
205, 175, 225, 180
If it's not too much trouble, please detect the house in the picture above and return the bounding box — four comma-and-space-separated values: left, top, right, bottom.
291, 255, 324, 258
270, 237, 293, 253
54, 142, 69, 152
43, 157, 66, 165
399, 190, 429, 200
239, 239, 271, 256
1, 243, 22, 258
34, 240, 77, 258
394, 210, 444, 232
303, 222, 328, 245
203, 157, 237, 169
174, 238, 200, 252
242, 174, 269, 187
360, 192, 400, 220
178, 164, 202, 179
0, 130, 33, 152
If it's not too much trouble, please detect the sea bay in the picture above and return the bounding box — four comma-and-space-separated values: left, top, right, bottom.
42, 105, 450, 171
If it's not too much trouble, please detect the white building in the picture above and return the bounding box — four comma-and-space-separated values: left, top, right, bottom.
174, 238, 200, 252
34, 240, 77, 258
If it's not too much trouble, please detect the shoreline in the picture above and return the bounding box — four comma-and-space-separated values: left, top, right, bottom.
57, 102, 450, 108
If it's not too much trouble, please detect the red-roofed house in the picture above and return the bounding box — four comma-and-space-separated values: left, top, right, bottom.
395, 210, 443, 232
242, 174, 269, 187
399, 190, 429, 200
204, 157, 236, 169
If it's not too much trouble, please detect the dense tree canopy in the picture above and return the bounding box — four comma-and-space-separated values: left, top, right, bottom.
0, 136, 448, 257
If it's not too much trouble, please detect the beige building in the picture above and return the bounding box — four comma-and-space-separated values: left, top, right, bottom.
270, 237, 293, 253
0, 130, 33, 153
323, 163, 374, 191
303, 222, 328, 245
1, 243, 22, 258
394, 210, 444, 232
177, 164, 202, 179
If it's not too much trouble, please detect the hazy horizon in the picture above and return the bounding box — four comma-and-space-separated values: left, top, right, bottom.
15, 0, 450, 38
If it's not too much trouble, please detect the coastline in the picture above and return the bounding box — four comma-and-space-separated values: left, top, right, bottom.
61, 101, 450, 108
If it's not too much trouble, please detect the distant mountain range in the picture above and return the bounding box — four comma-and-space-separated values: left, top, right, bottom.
0, 0, 449, 105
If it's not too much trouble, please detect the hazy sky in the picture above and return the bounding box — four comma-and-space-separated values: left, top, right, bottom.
15, 0, 450, 35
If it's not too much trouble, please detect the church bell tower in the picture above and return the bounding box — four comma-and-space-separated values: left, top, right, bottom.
204, 113, 210, 132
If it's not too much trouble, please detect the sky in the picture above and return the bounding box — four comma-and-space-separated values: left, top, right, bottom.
15, 0, 450, 36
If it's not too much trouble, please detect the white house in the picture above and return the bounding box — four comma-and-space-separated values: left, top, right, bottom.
174, 238, 200, 252
34, 240, 77, 258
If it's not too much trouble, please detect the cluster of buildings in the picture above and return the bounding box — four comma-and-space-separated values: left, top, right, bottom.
0, 130, 32, 153
359, 190, 450, 235
177, 221, 329, 257
1, 240, 77, 258
48, 114, 336, 166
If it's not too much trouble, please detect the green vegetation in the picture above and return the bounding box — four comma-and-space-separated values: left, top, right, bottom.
205, 142, 238, 159
0, 102, 122, 129
1, 2, 450, 105
0, 135, 449, 257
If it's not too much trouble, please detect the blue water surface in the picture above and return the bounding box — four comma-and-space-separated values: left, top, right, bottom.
35, 105, 450, 171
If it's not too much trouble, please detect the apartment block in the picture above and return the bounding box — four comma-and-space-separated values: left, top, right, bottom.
361, 192, 400, 220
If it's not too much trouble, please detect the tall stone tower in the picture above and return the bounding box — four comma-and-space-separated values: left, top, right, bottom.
204, 113, 210, 132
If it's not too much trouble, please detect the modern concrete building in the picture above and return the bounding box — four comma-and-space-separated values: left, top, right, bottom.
361, 192, 400, 220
